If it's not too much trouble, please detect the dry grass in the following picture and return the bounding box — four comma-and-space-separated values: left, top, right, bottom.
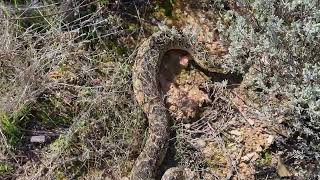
0, 1, 147, 178
0, 0, 316, 179
0, 1, 239, 178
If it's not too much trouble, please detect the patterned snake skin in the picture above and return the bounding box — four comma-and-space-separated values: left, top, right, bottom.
131, 28, 222, 180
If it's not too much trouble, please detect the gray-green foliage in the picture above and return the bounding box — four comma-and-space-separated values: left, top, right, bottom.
218, 0, 320, 175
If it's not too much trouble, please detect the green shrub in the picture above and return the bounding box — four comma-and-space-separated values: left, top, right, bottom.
0, 110, 25, 146
155, 0, 176, 17
218, 0, 320, 176
0, 163, 13, 175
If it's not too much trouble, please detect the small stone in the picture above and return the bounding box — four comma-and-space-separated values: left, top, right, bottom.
241, 152, 258, 162
166, 19, 173, 25
266, 135, 275, 147
247, 118, 255, 126
30, 135, 46, 143
256, 145, 263, 152
184, 124, 191, 129
229, 130, 242, 136
195, 139, 206, 148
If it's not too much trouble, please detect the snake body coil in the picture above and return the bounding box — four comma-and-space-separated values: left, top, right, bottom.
131, 28, 219, 180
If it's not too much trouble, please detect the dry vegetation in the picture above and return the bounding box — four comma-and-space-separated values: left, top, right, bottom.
0, 0, 319, 179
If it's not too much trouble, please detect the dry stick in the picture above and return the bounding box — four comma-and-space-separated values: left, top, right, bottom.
7, 7, 137, 51
36, 7, 53, 28
14, 6, 104, 35
230, 91, 255, 126
216, 135, 235, 180
7, 0, 99, 20
31, 109, 92, 179
1, 1, 110, 174
5, 2, 60, 11
206, 121, 235, 179
0, 127, 20, 164
6, 2, 124, 44
121, 12, 158, 26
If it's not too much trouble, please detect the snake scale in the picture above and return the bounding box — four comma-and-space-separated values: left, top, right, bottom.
130, 28, 222, 180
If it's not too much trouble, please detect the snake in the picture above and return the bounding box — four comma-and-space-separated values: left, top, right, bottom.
131, 27, 223, 180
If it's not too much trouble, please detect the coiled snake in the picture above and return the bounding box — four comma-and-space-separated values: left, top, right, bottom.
131, 28, 222, 180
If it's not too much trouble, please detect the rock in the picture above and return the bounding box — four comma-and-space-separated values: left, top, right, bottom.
241, 152, 259, 162
266, 135, 275, 147
256, 145, 263, 152
229, 129, 242, 136
184, 124, 191, 129
246, 118, 255, 126
195, 139, 206, 148
30, 135, 45, 143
